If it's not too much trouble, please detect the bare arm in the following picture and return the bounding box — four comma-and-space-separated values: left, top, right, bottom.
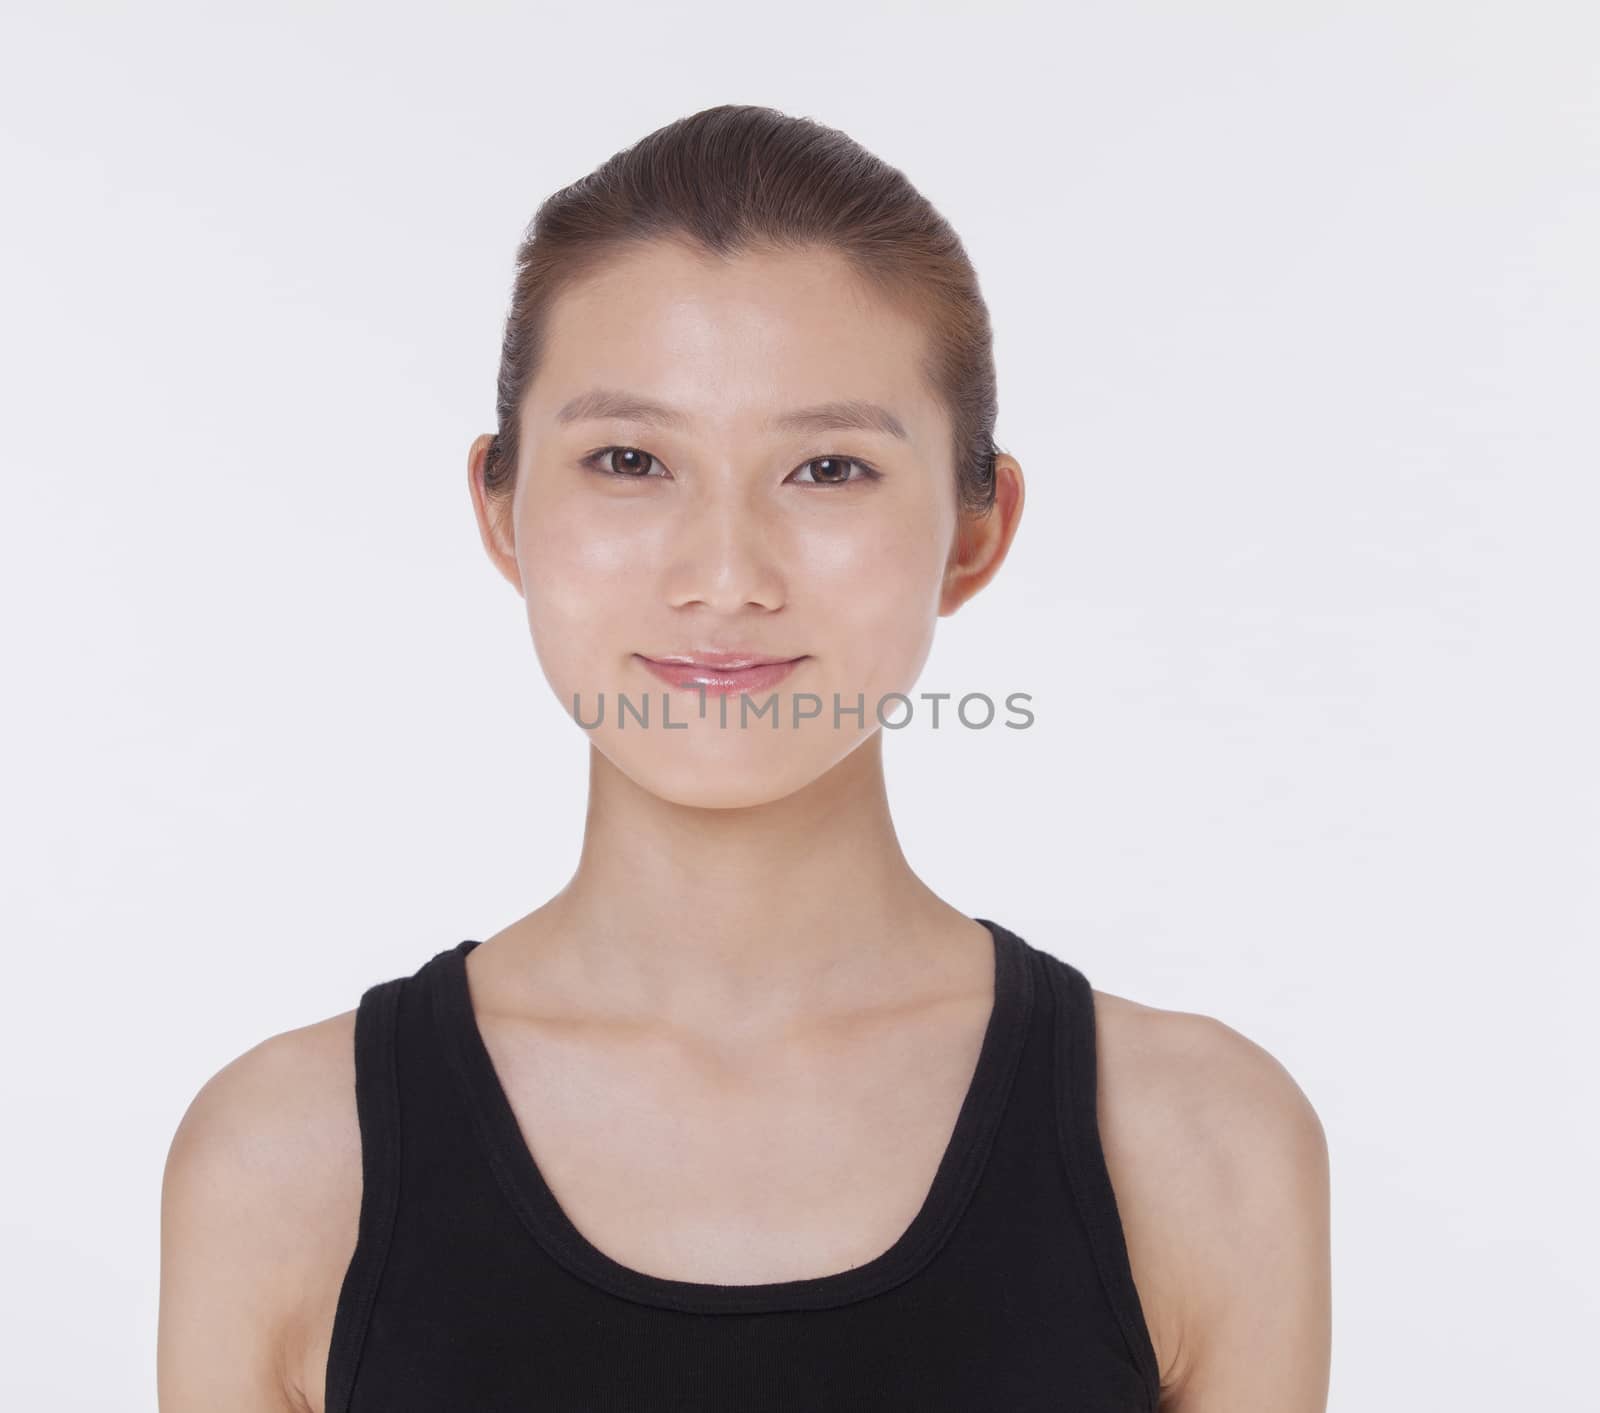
158, 1033, 336, 1413
1159, 1018, 1333, 1412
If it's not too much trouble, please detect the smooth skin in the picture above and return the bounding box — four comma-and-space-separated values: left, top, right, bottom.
159, 239, 1331, 1411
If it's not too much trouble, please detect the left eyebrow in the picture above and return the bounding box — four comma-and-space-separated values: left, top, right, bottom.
769, 399, 909, 441
554, 388, 909, 442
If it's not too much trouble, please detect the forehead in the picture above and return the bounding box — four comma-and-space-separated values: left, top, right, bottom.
526, 239, 943, 448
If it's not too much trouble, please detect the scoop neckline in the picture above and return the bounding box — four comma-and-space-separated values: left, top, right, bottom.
430, 917, 1034, 1314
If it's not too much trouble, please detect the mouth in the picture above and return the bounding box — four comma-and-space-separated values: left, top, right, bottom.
634, 653, 808, 696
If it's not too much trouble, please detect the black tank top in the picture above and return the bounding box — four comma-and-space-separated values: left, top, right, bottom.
324, 918, 1161, 1412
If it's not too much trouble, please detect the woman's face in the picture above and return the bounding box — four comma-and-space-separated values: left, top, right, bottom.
472, 238, 989, 809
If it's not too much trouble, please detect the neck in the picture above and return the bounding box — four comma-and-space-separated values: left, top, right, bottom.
494, 732, 972, 1029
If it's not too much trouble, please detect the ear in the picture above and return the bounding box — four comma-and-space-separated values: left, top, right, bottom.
939, 454, 1025, 616
466, 432, 523, 597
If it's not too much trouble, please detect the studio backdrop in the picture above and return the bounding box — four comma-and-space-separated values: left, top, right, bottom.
2, 3, 1595, 1410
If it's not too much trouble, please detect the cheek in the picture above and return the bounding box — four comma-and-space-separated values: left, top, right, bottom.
807, 514, 948, 698
516, 501, 645, 689
529, 514, 638, 609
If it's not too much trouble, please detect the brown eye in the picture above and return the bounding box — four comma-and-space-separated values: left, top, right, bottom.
583, 446, 663, 478
793, 456, 878, 486
605, 448, 656, 476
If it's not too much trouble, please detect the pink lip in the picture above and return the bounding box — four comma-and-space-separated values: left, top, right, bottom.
636, 654, 806, 695
648, 649, 797, 669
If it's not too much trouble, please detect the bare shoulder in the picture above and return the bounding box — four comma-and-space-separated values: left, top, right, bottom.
1090, 988, 1332, 1412
159, 1008, 362, 1413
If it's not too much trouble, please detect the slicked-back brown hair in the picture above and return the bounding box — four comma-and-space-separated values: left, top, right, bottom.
482, 103, 1003, 517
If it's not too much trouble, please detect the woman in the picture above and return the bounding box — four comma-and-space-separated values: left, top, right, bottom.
158, 104, 1331, 1412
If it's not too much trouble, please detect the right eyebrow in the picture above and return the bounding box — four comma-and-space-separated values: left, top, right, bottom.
555, 388, 691, 430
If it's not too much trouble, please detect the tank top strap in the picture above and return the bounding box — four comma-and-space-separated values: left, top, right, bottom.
1041, 949, 1163, 1410
324, 974, 406, 1413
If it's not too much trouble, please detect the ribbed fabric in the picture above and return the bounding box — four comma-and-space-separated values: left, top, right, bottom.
325, 919, 1161, 1412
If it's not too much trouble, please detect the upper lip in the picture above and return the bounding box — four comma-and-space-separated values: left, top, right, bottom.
641, 650, 804, 669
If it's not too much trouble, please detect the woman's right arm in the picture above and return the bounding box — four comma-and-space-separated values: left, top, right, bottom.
158, 1025, 353, 1413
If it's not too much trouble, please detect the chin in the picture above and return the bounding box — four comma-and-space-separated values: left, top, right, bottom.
602, 731, 866, 811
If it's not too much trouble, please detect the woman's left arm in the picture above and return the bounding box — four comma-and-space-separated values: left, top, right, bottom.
1158, 1025, 1333, 1412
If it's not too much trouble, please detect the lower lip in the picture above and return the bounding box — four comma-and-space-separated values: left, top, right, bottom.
636, 655, 806, 695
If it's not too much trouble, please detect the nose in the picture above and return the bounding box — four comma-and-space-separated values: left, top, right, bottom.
663, 479, 786, 614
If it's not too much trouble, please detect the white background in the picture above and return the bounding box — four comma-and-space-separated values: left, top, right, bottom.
3, 2, 1595, 1408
